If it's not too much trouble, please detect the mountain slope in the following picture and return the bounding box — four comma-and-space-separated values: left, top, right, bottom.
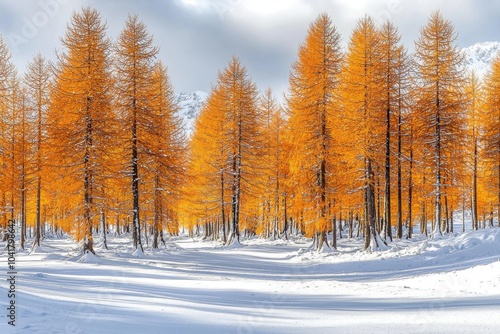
462, 41, 500, 78
176, 91, 208, 136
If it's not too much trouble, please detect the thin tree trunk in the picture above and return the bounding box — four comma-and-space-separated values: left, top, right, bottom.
376, 175, 381, 234
407, 138, 413, 239
20, 99, 26, 250
498, 145, 500, 227
385, 104, 392, 241
131, 95, 143, 252
444, 194, 449, 233
101, 209, 108, 250
83, 97, 95, 255
472, 137, 478, 230
116, 215, 120, 236
34, 86, 43, 249
348, 210, 353, 239
153, 174, 160, 249
434, 97, 442, 237
331, 214, 337, 250
282, 194, 288, 240
396, 109, 403, 239
338, 211, 343, 239
421, 201, 427, 237
450, 209, 454, 233
364, 158, 380, 250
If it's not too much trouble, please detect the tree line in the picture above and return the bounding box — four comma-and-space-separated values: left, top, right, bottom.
1, 7, 499, 253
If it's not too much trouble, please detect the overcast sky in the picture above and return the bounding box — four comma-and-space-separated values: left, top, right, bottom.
1, 0, 499, 96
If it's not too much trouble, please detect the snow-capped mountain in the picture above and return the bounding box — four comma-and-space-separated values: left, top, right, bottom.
462, 41, 500, 78
176, 91, 208, 136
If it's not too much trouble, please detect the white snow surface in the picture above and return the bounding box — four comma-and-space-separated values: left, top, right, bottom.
462, 41, 500, 78
1, 224, 500, 333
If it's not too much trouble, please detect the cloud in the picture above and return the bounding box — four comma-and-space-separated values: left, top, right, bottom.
0, 0, 499, 97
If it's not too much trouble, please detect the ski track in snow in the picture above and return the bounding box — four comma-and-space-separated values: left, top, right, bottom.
0, 227, 499, 334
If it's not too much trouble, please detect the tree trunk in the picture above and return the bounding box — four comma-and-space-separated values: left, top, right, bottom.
376, 175, 381, 234
396, 109, 403, 239
338, 211, 343, 239
34, 89, 43, 249
115, 215, 120, 236
229, 154, 241, 244
433, 99, 443, 237
407, 140, 413, 239
355, 212, 361, 239
444, 194, 449, 233
282, 194, 288, 240
83, 97, 95, 255
153, 175, 160, 249
498, 145, 500, 227
472, 137, 478, 230
385, 105, 392, 241
348, 211, 353, 239
364, 158, 379, 251
101, 209, 108, 250
131, 97, 143, 252
331, 214, 337, 250
20, 184, 26, 250
450, 209, 454, 233
421, 202, 427, 237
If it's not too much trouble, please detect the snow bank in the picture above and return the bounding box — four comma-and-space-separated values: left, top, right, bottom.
77, 251, 105, 264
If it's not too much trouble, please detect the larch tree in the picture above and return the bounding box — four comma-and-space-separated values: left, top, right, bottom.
0, 35, 16, 241
148, 61, 186, 249
258, 88, 287, 239
48, 6, 114, 254
217, 56, 260, 245
115, 15, 159, 252
18, 88, 31, 250
3, 72, 23, 240
24, 53, 51, 249
414, 10, 467, 236
185, 57, 260, 246
341, 16, 387, 251
483, 54, 500, 227
183, 86, 230, 242
286, 13, 343, 251
379, 21, 409, 239
464, 71, 483, 230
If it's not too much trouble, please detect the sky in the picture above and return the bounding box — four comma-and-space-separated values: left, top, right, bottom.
0, 0, 499, 97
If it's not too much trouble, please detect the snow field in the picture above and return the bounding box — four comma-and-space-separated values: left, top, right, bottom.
0, 226, 499, 333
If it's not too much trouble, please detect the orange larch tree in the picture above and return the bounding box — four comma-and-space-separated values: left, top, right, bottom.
148, 62, 186, 248
48, 6, 114, 254
379, 21, 409, 239
183, 86, 230, 242
258, 88, 287, 239
286, 13, 343, 251
413, 10, 467, 236
24, 53, 51, 248
464, 71, 483, 230
483, 54, 500, 227
217, 57, 260, 245
115, 15, 159, 252
0, 35, 16, 241
341, 16, 387, 250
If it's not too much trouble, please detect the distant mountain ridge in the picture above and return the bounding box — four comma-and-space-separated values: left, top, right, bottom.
462, 41, 500, 78
176, 91, 208, 136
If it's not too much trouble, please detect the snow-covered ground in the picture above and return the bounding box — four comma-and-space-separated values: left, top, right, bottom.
1, 224, 499, 334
